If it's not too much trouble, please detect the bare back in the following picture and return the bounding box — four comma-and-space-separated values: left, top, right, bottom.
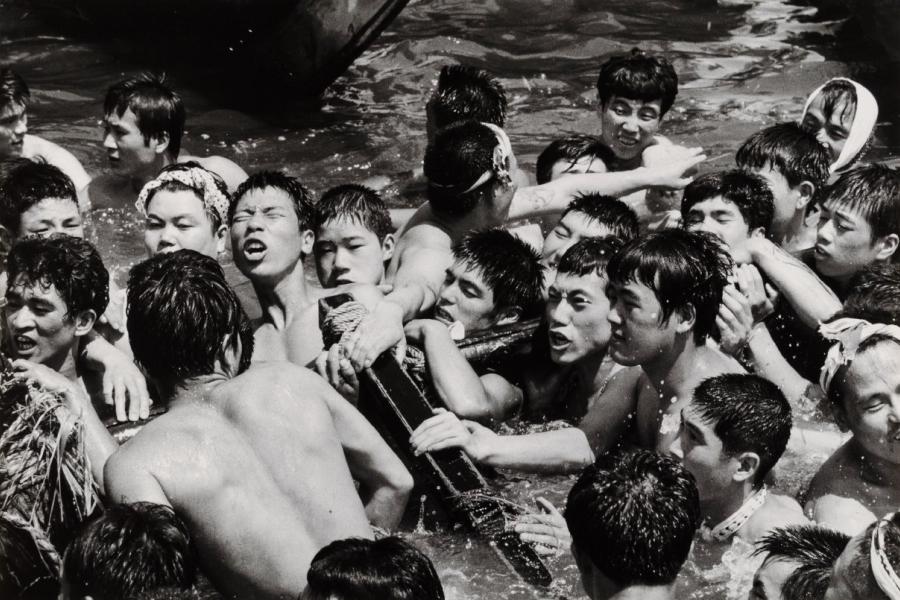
386, 205, 454, 292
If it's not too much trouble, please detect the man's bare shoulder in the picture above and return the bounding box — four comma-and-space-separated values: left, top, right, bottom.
807, 439, 857, 500
742, 493, 808, 542
23, 134, 91, 190
181, 154, 247, 191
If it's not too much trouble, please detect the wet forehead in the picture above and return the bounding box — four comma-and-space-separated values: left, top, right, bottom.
560, 210, 613, 237
844, 342, 900, 394
553, 271, 607, 297
604, 95, 662, 112
7, 275, 64, 304
316, 216, 378, 240
688, 195, 743, 216
234, 187, 295, 212
105, 107, 139, 129
147, 188, 207, 217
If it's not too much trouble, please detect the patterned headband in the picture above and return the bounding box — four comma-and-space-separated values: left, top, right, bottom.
872, 513, 900, 600
135, 165, 230, 225
429, 122, 513, 194
819, 317, 900, 395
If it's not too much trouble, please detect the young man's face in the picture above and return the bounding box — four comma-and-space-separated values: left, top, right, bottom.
677, 404, 737, 505
606, 276, 683, 366
5, 275, 79, 366
801, 93, 854, 162
0, 101, 27, 158
749, 557, 802, 600
546, 270, 611, 365
834, 342, 900, 466
144, 189, 225, 259
598, 96, 663, 162
541, 212, 612, 275
549, 154, 608, 182
815, 200, 892, 281
231, 187, 311, 283
434, 260, 499, 334
103, 108, 160, 174
17, 197, 84, 240
749, 165, 801, 236
684, 195, 757, 264
313, 217, 392, 287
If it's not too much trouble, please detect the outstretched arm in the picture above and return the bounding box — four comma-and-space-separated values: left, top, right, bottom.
79, 331, 152, 422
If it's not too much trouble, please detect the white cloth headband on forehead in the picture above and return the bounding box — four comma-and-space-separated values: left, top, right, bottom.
429, 122, 513, 194
818, 317, 900, 395
135, 166, 231, 225
872, 513, 900, 600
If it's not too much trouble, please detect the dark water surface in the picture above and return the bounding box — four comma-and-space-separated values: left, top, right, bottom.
0, 0, 893, 597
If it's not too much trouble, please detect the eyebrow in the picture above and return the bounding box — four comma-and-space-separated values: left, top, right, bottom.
681, 414, 706, 443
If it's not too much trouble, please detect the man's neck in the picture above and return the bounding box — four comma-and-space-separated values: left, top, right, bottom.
129, 154, 173, 193
574, 350, 609, 395
602, 583, 676, 600
160, 373, 229, 408
251, 258, 312, 328
701, 482, 755, 527
776, 210, 817, 253
641, 334, 700, 399
49, 345, 81, 383
852, 437, 900, 488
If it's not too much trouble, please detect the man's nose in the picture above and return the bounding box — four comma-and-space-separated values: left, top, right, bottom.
103, 132, 117, 150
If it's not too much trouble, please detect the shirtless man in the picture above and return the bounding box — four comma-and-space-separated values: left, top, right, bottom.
89, 74, 247, 209
0, 68, 90, 203
100, 250, 412, 599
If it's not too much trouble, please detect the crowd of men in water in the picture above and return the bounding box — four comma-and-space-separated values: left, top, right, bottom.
0, 47, 898, 600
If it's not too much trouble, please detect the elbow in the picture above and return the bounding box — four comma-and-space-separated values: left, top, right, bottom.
388, 465, 414, 501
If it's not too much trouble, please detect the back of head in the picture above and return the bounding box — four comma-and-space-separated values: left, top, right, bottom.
314, 184, 391, 241
842, 513, 900, 600
0, 515, 58, 599
452, 228, 544, 319
305, 537, 444, 600
127, 250, 253, 384
0, 67, 29, 112
606, 229, 733, 344
837, 262, 900, 325
0, 160, 78, 235
735, 122, 830, 190
104, 73, 185, 160
7, 234, 109, 317
429, 64, 507, 130
564, 449, 700, 588
535, 135, 614, 184
557, 235, 625, 278
681, 170, 775, 234
753, 525, 850, 600
424, 120, 509, 218
596, 48, 678, 116
230, 170, 315, 231
63, 502, 196, 600
564, 194, 639, 242
821, 163, 900, 242
691, 373, 792, 485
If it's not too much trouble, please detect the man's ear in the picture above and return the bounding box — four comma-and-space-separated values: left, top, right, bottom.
380, 233, 396, 263
749, 226, 767, 240
796, 180, 816, 210
875, 233, 899, 262
674, 303, 697, 334
73, 309, 97, 337
732, 451, 761, 484
494, 306, 522, 326
300, 228, 315, 256
216, 333, 242, 376
151, 131, 170, 155
215, 224, 228, 255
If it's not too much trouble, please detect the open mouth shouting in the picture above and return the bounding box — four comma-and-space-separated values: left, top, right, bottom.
242, 238, 268, 262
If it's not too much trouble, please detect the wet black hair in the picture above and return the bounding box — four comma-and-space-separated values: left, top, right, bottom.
681, 170, 775, 235
6, 234, 109, 319
314, 184, 392, 241
230, 170, 315, 231
752, 525, 850, 600
104, 73, 184, 160
0, 67, 30, 111
0, 160, 78, 235
833, 262, 900, 326
127, 250, 254, 384
63, 502, 196, 600
845, 514, 900, 600
130, 587, 203, 600
424, 120, 504, 218
452, 228, 544, 319
562, 194, 639, 242
305, 537, 445, 600
140, 161, 229, 230
691, 374, 792, 486
735, 122, 830, 191
428, 64, 507, 131
606, 229, 733, 344
821, 163, 900, 243
564, 449, 700, 587
556, 236, 624, 278
535, 134, 615, 185
0, 515, 58, 599
596, 48, 678, 116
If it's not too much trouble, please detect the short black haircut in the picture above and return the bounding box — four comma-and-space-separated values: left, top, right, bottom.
424, 120, 503, 218
564, 449, 700, 587
63, 502, 196, 600
429, 64, 507, 130
0, 160, 78, 235
0, 67, 30, 111
305, 537, 444, 600
681, 170, 775, 235
563, 194, 639, 242
230, 170, 315, 231
835, 262, 900, 326
691, 374, 792, 486
735, 122, 830, 191
752, 525, 850, 600
535, 134, 614, 185
821, 163, 900, 242
6, 234, 109, 318
0, 515, 58, 599
607, 229, 733, 344
596, 48, 678, 116
452, 228, 544, 319
314, 184, 392, 241
104, 73, 184, 160
557, 236, 624, 278
140, 161, 229, 230
127, 250, 254, 384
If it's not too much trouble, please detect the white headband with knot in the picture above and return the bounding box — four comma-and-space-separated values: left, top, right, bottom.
801, 77, 879, 174
872, 513, 900, 600
135, 166, 230, 225
819, 317, 900, 395
429, 122, 513, 194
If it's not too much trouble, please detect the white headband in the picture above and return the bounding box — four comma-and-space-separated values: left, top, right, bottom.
429, 122, 513, 194
819, 317, 900, 395
801, 77, 879, 174
872, 513, 900, 600
135, 166, 231, 225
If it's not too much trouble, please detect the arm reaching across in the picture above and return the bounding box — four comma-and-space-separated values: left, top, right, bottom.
79, 331, 152, 422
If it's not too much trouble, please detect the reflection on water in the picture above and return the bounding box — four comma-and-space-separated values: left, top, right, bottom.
0, 0, 892, 596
